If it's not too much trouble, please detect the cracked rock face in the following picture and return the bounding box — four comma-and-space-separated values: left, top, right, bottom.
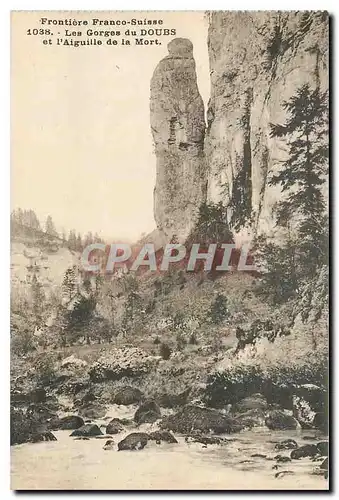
150, 38, 206, 241
205, 11, 329, 237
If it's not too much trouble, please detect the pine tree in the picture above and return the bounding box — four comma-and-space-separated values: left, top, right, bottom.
269, 84, 329, 273
45, 215, 57, 236
62, 266, 78, 302
188, 202, 233, 245
254, 84, 328, 306
68, 230, 77, 251
31, 272, 45, 328
76, 233, 83, 252
208, 293, 229, 324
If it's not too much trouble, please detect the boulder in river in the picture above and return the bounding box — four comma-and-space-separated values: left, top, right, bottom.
233, 408, 266, 428
70, 424, 103, 437
134, 401, 161, 424
290, 444, 318, 459
231, 393, 268, 414
275, 439, 298, 450
103, 439, 115, 450
118, 432, 149, 451
316, 441, 328, 456
274, 455, 291, 463
313, 412, 328, 433
78, 403, 107, 419
160, 405, 244, 434
265, 410, 300, 430
50, 415, 84, 431
185, 434, 225, 445
148, 430, 178, 444
157, 389, 191, 408
113, 386, 144, 405
106, 418, 125, 435
30, 431, 57, 443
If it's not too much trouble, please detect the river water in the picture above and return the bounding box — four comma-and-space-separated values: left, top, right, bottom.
11, 406, 329, 490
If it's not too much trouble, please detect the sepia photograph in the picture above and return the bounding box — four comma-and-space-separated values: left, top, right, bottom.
10, 10, 329, 490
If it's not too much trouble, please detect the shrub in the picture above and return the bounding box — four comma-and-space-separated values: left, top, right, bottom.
189, 333, 198, 345
160, 343, 172, 360
11, 329, 36, 356
35, 353, 57, 385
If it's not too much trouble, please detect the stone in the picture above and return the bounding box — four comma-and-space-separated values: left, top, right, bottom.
160, 405, 244, 434
29, 431, 57, 443
205, 12, 328, 236
103, 439, 115, 450
265, 410, 300, 430
150, 38, 206, 240
274, 455, 291, 463
275, 439, 298, 450
291, 444, 318, 459
316, 441, 329, 456
70, 424, 103, 437
113, 386, 144, 406
231, 393, 268, 414
117, 432, 149, 451
148, 430, 178, 444
106, 418, 125, 435
78, 403, 107, 419
313, 412, 328, 433
50, 415, 84, 431
134, 401, 161, 424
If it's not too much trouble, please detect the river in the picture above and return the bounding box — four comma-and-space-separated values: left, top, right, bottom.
11, 405, 328, 490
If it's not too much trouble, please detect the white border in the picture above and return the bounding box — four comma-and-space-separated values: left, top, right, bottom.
1, 1, 336, 499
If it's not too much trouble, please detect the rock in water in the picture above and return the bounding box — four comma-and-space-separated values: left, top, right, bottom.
78, 403, 107, 419
316, 441, 329, 456
103, 439, 115, 450
113, 386, 144, 406
30, 431, 57, 443
148, 431, 178, 444
50, 415, 84, 431
106, 418, 125, 435
291, 444, 318, 459
134, 401, 161, 424
160, 405, 243, 434
118, 432, 149, 451
265, 410, 300, 430
275, 439, 298, 450
231, 394, 268, 414
70, 424, 103, 437
150, 38, 206, 240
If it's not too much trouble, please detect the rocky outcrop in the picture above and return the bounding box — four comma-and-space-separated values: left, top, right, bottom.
150, 38, 206, 241
134, 400, 161, 424
160, 404, 243, 434
151, 13, 328, 240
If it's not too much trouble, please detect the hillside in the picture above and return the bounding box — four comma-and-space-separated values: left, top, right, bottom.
11, 221, 80, 294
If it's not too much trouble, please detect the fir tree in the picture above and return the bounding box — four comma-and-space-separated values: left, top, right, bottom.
269, 83, 329, 273
208, 293, 229, 324
45, 215, 57, 236
62, 266, 78, 302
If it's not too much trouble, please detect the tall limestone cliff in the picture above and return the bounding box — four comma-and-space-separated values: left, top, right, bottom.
151, 13, 329, 241
150, 38, 206, 241
206, 11, 329, 237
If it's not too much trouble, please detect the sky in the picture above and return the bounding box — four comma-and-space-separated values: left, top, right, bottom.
11, 11, 210, 241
